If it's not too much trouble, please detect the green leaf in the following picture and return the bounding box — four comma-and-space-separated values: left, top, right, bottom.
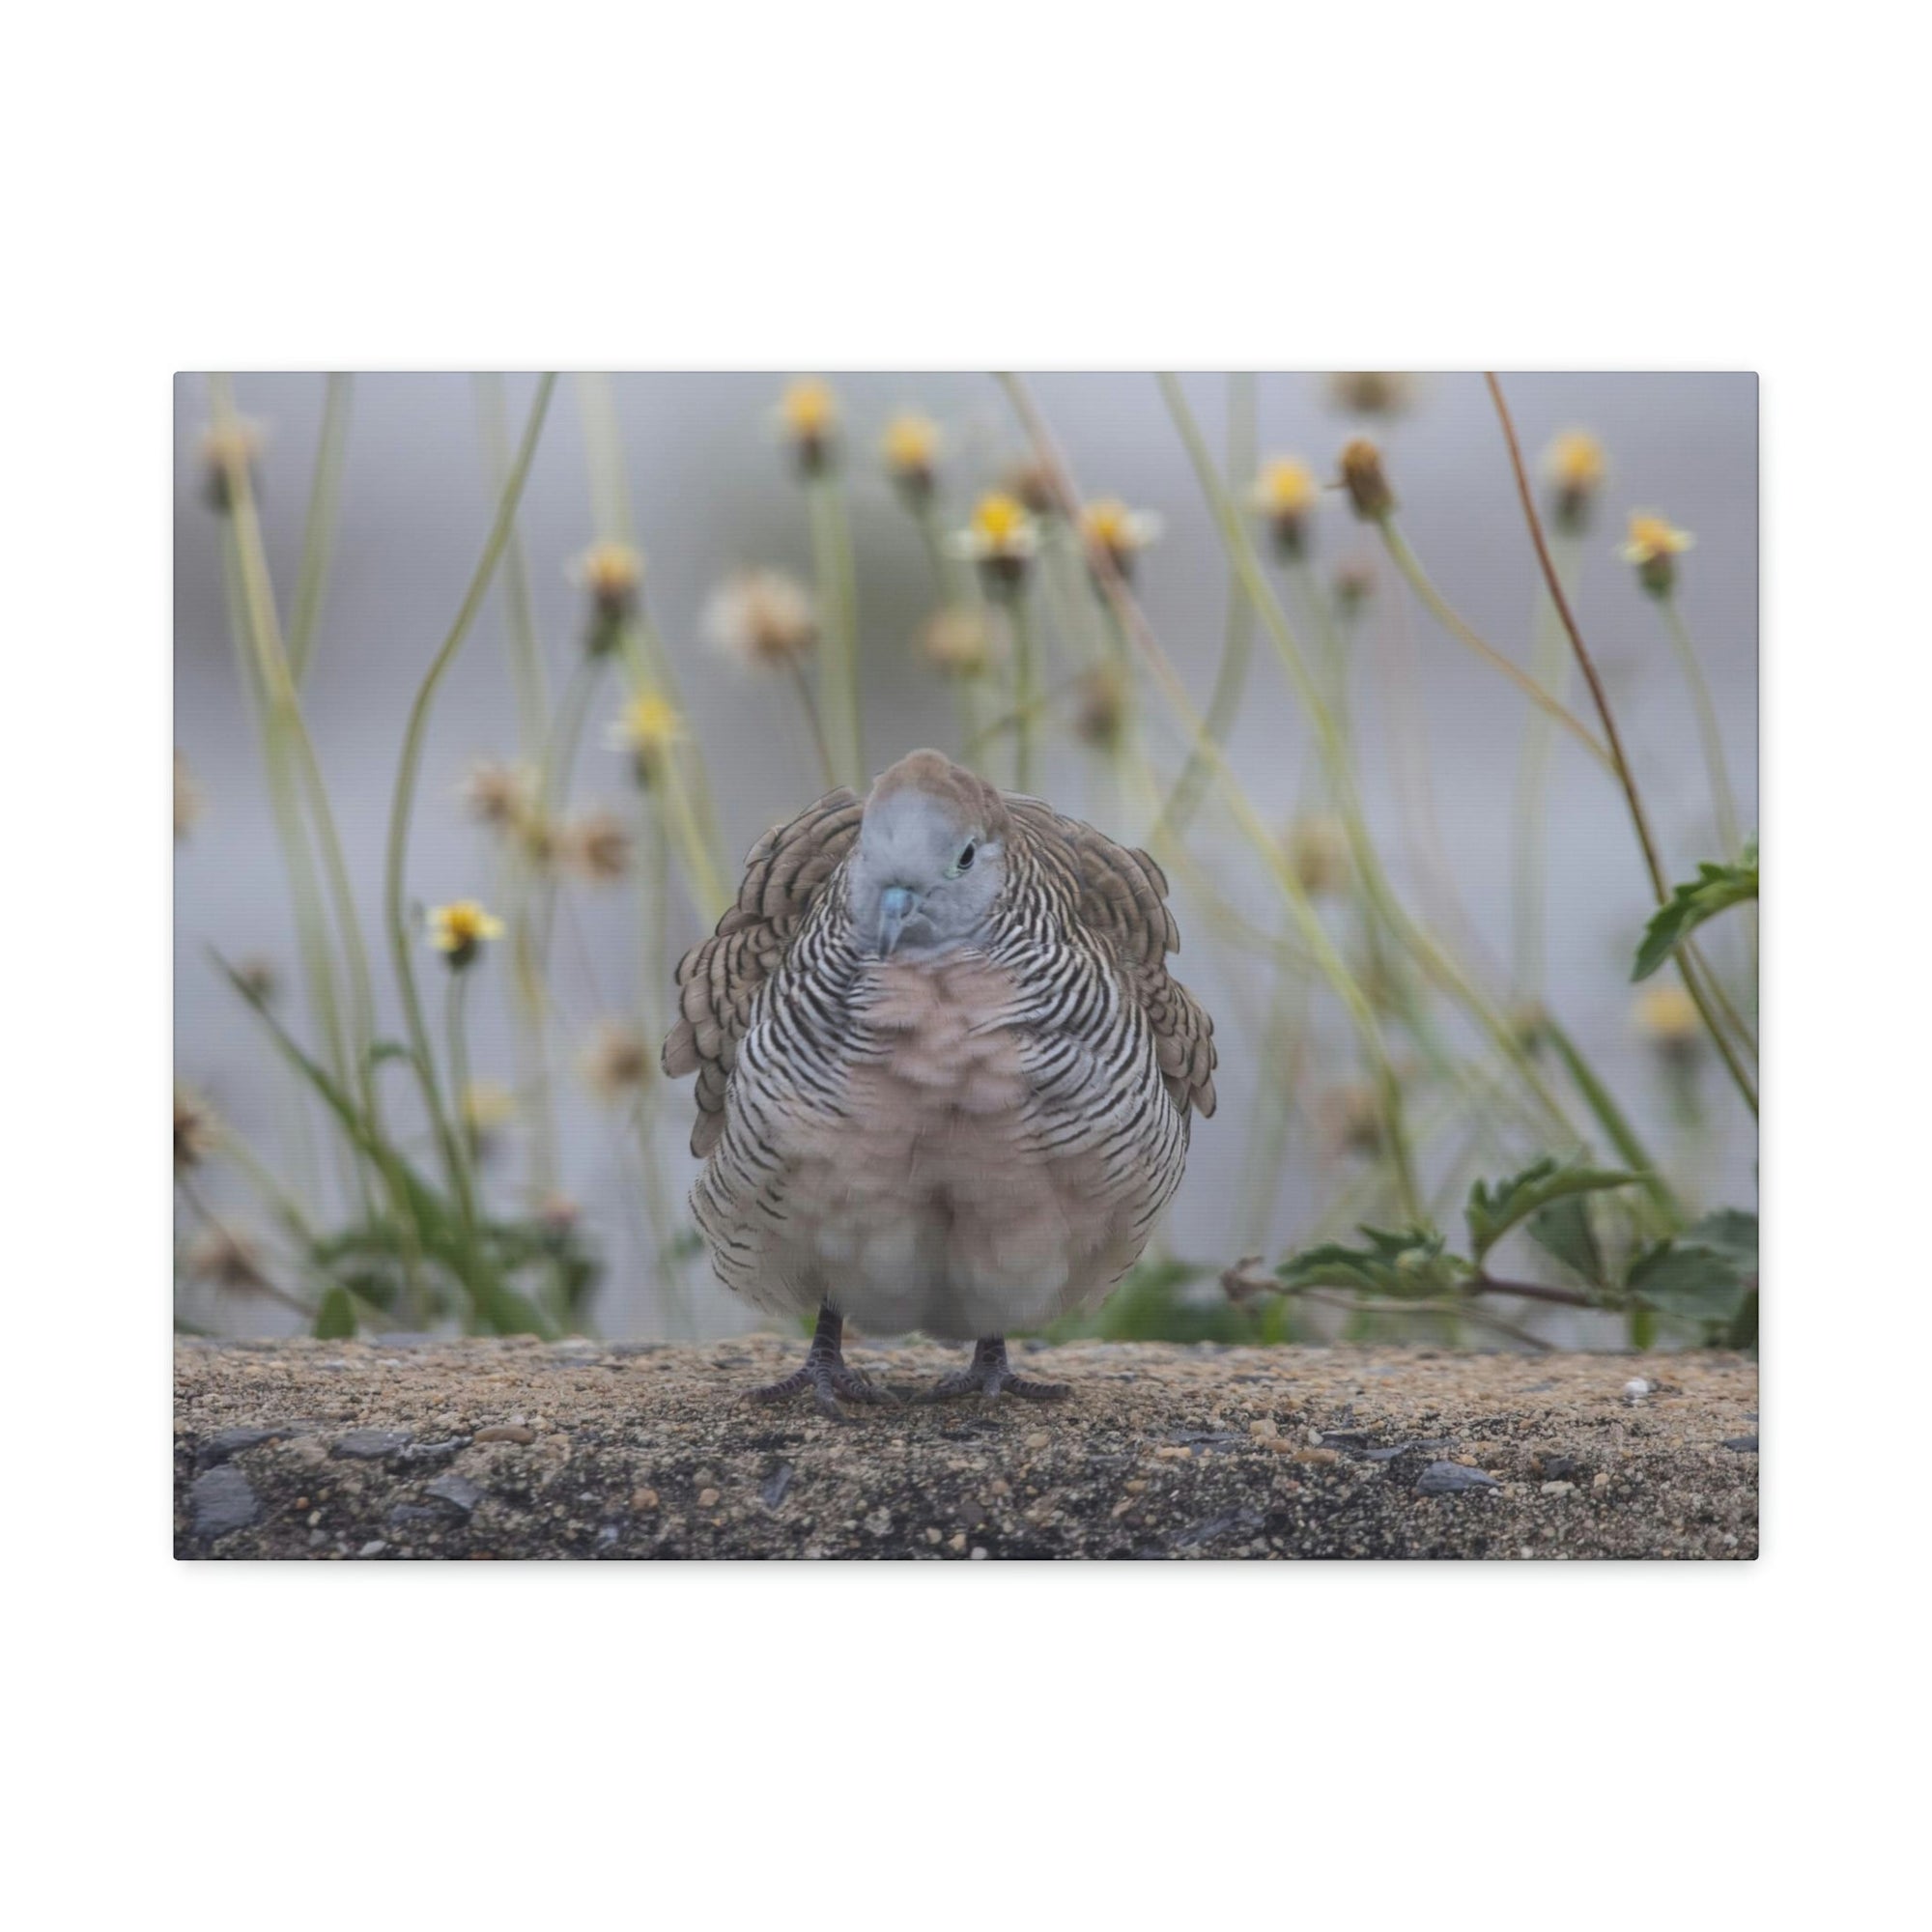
1526, 1194, 1609, 1289
1464, 1157, 1641, 1264
1276, 1225, 1471, 1300
1627, 1239, 1749, 1326
313, 1285, 356, 1340
1686, 1208, 1758, 1272
1632, 846, 1758, 981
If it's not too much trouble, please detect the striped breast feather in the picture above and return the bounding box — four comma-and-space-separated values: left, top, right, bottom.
1006, 798, 1217, 1121
662, 785, 864, 1157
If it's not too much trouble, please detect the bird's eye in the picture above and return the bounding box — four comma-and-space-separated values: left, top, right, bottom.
953, 839, 977, 874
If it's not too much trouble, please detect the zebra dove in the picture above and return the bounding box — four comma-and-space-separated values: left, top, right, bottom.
662, 749, 1216, 1412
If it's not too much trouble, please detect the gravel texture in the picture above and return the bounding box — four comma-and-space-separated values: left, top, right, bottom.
174, 1336, 1759, 1560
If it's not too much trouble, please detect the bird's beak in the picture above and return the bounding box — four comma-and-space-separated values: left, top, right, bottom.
875, 886, 917, 957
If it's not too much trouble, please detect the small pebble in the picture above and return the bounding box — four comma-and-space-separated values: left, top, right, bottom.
1025, 1431, 1050, 1450
358, 1540, 387, 1558
948, 1533, 967, 1552
474, 1425, 536, 1445
1541, 1481, 1576, 1497
1623, 1378, 1651, 1402
632, 1487, 659, 1511
970, 1547, 988, 1560
697, 1488, 721, 1509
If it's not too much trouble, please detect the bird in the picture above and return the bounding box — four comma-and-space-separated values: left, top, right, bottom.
661, 749, 1216, 1413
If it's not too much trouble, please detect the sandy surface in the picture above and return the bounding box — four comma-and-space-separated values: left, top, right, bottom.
174, 1336, 1758, 1560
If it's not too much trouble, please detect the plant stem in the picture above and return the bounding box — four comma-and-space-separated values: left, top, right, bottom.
1008, 590, 1040, 794
1511, 529, 1581, 993
805, 470, 865, 788
1659, 594, 1744, 864
1484, 373, 1757, 1120
1001, 373, 1421, 1218
1378, 517, 1615, 773
384, 374, 555, 1261
477, 373, 551, 755
287, 373, 352, 687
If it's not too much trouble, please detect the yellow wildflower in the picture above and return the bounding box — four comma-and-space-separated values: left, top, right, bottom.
427, 899, 504, 969
778, 378, 840, 474
1634, 982, 1702, 1062
950, 491, 1039, 592
881, 412, 941, 500
1620, 510, 1693, 595
1248, 458, 1321, 556
1545, 430, 1608, 532
1078, 497, 1163, 579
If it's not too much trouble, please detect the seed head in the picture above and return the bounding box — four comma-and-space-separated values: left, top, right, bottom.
1619, 511, 1694, 597
184, 1223, 272, 1295
174, 749, 205, 841
427, 899, 504, 970
1072, 665, 1129, 752
1323, 372, 1419, 419
235, 956, 282, 1007
175, 1083, 218, 1173
1339, 439, 1396, 522
1001, 459, 1061, 517
460, 758, 539, 836
703, 569, 818, 671
561, 808, 632, 884
1287, 814, 1350, 897
582, 1020, 651, 1104
198, 418, 265, 514
919, 604, 1002, 681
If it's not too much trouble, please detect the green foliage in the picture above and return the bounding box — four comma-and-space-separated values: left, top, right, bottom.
1526, 1194, 1610, 1289
1276, 1224, 1472, 1300
1627, 1236, 1753, 1329
314, 1286, 356, 1339
1632, 844, 1758, 980
1463, 1156, 1640, 1264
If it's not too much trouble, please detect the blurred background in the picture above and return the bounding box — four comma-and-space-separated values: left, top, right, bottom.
172, 371, 1757, 1345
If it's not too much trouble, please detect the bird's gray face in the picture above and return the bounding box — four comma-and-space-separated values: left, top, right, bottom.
847, 788, 1005, 959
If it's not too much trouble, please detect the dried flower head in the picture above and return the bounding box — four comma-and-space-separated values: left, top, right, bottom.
1078, 497, 1164, 580
460, 1080, 516, 1159
950, 492, 1040, 594
1072, 665, 1129, 752
235, 956, 282, 1007
1333, 556, 1377, 616
185, 1223, 272, 1295
919, 604, 1002, 681
881, 412, 942, 502
1634, 982, 1702, 1062
704, 569, 818, 671
610, 691, 686, 785
198, 418, 265, 514
537, 1191, 582, 1236
1323, 372, 1419, 419
460, 757, 539, 836
174, 749, 205, 841
1287, 814, 1350, 897
1544, 430, 1607, 533
582, 1020, 651, 1104
561, 808, 632, 884
427, 899, 504, 969
571, 541, 645, 651
175, 1082, 218, 1173
1248, 458, 1321, 559
1619, 511, 1694, 597
1320, 1082, 1384, 1158
1002, 459, 1060, 518
778, 378, 840, 476
1339, 439, 1397, 522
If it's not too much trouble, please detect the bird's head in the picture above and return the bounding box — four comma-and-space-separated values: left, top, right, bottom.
848, 750, 1011, 959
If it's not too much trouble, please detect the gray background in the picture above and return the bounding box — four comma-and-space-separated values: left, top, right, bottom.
173, 371, 1757, 1339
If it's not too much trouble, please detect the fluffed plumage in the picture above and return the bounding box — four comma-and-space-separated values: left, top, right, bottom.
663, 750, 1215, 1349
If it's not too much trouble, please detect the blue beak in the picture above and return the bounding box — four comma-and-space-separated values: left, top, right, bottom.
876, 886, 917, 957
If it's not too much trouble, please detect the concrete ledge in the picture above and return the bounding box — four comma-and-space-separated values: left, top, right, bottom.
175, 1337, 1758, 1560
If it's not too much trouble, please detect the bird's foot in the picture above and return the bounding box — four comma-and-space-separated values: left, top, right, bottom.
748, 1306, 895, 1421
922, 1336, 1068, 1403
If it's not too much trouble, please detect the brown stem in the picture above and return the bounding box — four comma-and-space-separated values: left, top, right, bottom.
1484, 373, 1758, 1119
1471, 1273, 1598, 1309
